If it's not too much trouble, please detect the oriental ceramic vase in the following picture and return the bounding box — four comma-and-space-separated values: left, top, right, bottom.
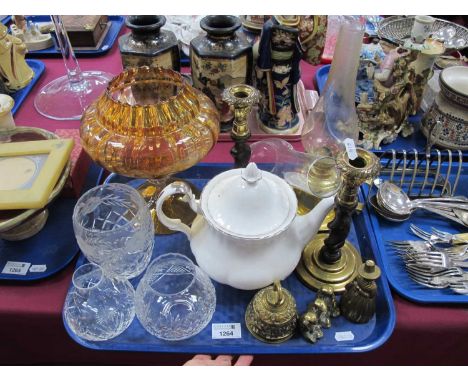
190, 15, 253, 131
119, 15, 180, 71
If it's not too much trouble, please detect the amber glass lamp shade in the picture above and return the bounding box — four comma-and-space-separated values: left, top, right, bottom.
80, 66, 220, 179
80, 66, 220, 234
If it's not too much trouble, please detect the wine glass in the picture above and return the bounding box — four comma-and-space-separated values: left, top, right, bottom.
34, 15, 113, 120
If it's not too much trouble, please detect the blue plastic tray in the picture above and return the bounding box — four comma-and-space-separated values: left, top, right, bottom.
366, 161, 468, 304
63, 163, 395, 354
1, 16, 11, 25
11, 59, 45, 115
0, 163, 100, 281
24, 16, 124, 57
315, 64, 427, 152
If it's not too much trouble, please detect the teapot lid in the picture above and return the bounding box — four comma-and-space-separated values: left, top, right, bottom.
200, 163, 297, 239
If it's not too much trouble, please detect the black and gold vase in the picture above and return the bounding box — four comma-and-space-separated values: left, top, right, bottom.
190, 15, 253, 131
119, 15, 180, 71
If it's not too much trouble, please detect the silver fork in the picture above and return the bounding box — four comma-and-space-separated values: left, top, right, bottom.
387, 240, 433, 252
409, 224, 447, 244
405, 268, 451, 289
431, 227, 468, 245
404, 252, 468, 269
406, 271, 468, 293
390, 242, 468, 258
405, 265, 467, 285
404, 264, 464, 277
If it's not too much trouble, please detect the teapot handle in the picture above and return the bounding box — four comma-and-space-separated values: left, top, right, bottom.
155, 181, 201, 239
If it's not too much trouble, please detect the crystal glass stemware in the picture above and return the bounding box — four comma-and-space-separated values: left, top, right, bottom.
64, 263, 135, 341
73, 183, 154, 279
34, 15, 113, 120
135, 253, 216, 341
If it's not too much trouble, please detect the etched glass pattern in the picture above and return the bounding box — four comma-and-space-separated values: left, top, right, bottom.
135, 253, 216, 341
73, 183, 154, 279
64, 263, 135, 341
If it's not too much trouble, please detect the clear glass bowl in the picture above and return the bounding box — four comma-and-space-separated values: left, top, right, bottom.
135, 253, 216, 341
80, 66, 220, 179
73, 183, 154, 279
64, 263, 135, 341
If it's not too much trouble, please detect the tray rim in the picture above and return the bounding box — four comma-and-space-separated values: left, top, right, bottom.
23, 15, 124, 57
62, 162, 395, 354
365, 155, 468, 304
11, 59, 45, 115
1, 16, 11, 25
0, 163, 101, 282
367, 201, 468, 304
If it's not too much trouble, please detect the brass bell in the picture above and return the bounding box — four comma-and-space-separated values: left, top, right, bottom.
245, 280, 298, 343
340, 260, 381, 324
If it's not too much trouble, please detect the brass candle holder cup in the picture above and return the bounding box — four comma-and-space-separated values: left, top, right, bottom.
296, 148, 380, 293
222, 84, 259, 168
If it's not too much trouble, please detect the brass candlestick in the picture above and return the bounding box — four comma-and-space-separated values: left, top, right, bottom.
296, 148, 380, 293
222, 84, 259, 168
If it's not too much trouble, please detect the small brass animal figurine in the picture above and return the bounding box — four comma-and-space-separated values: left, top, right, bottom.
316, 285, 340, 318
299, 285, 339, 343
299, 309, 323, 343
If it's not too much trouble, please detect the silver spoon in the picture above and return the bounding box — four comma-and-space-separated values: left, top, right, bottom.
378, 182, 468, 212
376, 182, 468, 227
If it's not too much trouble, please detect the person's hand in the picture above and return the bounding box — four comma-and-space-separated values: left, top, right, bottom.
183, 354, 254, 366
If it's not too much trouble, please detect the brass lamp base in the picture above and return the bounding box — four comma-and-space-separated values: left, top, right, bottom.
296, 234, 361, 293
137, 178, 200, 235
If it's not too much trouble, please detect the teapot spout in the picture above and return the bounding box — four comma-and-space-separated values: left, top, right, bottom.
294, 196, 335, 248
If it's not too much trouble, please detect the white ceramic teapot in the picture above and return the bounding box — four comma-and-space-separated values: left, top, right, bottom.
156, 163, 335, 290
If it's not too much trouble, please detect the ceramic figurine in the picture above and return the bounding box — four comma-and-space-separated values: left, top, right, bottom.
239, 16, 270, 85
240, 15, 269, 48
11, 16, 54, 52
119, 15, 180, 71
340, 260, 381, 324
190, 15, 253, 131
256, 16, 303, 133
411, 15, 435, 44
298, 16, 327, 65
0, 78, 8, 95
357, 39, 445, 150
0, 94, 15, 134
0, 23, 34, 91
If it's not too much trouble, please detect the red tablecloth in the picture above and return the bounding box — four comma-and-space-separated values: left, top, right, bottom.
1, 27, 468, 366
